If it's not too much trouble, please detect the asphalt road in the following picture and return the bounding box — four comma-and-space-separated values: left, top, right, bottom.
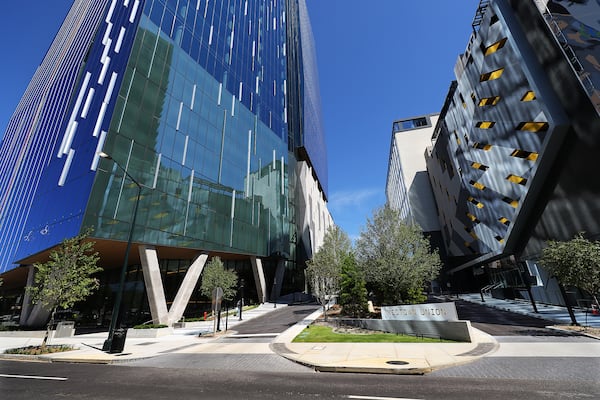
1, 360, 599, 399
2, 299, 598, 398
232, 303, 319, 334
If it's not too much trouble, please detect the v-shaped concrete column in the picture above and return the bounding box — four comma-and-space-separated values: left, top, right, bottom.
167, 253, 208, 324
250, 256, 267, 303
139, 245, 208, 326
138, 245, 169, 325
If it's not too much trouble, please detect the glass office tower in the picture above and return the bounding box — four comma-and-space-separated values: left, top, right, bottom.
0, 0, 328, 326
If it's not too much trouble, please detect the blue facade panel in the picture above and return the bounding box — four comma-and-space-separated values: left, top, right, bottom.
15, 0, 144, 263
0, 0, 327, 273
0, 0, 111, 272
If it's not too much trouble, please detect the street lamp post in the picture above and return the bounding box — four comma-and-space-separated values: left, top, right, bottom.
99, 152, 142, 353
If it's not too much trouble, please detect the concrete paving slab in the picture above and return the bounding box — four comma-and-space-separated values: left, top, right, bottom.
7, 294, 591, 374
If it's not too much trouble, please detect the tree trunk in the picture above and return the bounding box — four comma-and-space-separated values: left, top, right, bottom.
41, 307, 57, 348
322, 304, 327, 322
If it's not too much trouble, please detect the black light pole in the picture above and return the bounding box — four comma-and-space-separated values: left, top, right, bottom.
99, 152, 142, 353
238, 279, 245, 321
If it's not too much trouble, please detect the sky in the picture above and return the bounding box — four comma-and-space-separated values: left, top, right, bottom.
0, 0, 480, 241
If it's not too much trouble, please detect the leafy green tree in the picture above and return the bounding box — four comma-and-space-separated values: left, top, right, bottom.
306, 225, 352, 320
540, 233, 600, 309
26, 229, 101, 347
339, 253, 368, 318
355, 205, 441, 305
200, 257, 238, 301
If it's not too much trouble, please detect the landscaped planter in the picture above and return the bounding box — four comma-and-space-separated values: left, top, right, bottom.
127, 327, 173, 338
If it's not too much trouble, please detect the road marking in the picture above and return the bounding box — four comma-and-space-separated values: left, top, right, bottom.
0, 374, 68, 381
347, 396, 424, 400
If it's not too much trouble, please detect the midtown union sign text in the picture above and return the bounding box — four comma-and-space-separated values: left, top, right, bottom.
381, 302, 459, 322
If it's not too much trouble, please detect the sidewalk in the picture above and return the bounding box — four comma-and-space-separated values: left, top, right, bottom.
458, 293, 600, 329
0, 300, 499, 375
2, 294, 596, 374
0, 303, 287, 364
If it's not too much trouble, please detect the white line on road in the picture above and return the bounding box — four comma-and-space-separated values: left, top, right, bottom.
347, 396, 424, 400
0, 374, 68, 381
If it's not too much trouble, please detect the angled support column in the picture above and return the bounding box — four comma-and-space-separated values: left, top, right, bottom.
21, 265, 52, 328
167, 253, 208, 325
138, 245, 169, 325
270, 259, 285, 301
20, 265, 35, 326
250, 257, 267, 304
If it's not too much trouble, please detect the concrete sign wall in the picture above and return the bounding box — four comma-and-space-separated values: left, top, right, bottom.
381, 302, 458, 321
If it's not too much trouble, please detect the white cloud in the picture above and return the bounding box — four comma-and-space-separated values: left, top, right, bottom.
328, 188, 382, 213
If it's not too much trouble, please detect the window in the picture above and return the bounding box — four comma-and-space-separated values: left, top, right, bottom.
466, 212, 480, 223
498, 216, 510, 226
502, 196, 519, 208
470, 180, 486, 190
495, 235, 505, 243
471, 92, 476, 103
465, 226, 479, 240
516, 122, 549, 132
479, 96, 501, 106
480, 67, 504, 82
510, 149, 538, 161
468, 196, 484, 208
473, 142, 493, 151
459, 93, 466, 108
471, 161, 489, 171
506, 174, 527, 185
476, 121, 496, 129
490, 14, 499, 25
453, 131, 461, 145
521, 91, 536, 101
483, 37, 508, 56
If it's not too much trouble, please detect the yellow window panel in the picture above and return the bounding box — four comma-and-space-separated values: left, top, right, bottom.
153, 212, 169, 219
478, 96, 501, 106
502, 197, 519, 208
470, 231, 479, 240
495, 236, 505, 243
464, 241, 472, 247
476, 121, 496, 129
484, 37, 508, 56
471, 162, 489, 171
466, 212, 480, 223
470, 180, 486, 190
498, 217, 510, 226
521, 90, 536, 101
480, 67, 504, 82
506, 174, 527, 185
473, 142, 493, 151
468, 196, 485, 209
516, 122, 549, 132
510, 149, 538, 161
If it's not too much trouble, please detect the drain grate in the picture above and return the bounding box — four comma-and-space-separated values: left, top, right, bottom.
386, 360, 409, 365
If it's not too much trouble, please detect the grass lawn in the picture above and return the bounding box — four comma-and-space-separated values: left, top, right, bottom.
292, 325, 456, 343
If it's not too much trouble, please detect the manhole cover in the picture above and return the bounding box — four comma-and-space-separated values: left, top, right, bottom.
386, 360, 409, 365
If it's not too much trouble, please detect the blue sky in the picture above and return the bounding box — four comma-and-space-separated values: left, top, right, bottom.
0, 0, 479, 241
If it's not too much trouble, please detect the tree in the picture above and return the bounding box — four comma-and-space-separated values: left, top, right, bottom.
200, 257, 238, 302
339, 253, 368, 318
540, 233, 600, 309
26, 229, 101, 347
305, 225, 352, 320
355, 205, 441, 305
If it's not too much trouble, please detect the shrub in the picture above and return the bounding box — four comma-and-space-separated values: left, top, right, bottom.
132, 324, 168, 329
